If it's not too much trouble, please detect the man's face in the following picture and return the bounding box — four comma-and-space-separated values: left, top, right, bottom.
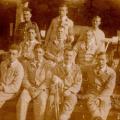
9, 49, 18, 62
97, 54, 107, 68
57, 27, 66, 41
28, 29, 36, 40
64, 51, 74, 65
86, 31, 93, 41
23, 11, 31, 22
92, 17, 101, 28
59, 6, 68, 17
34, 48, 44, 61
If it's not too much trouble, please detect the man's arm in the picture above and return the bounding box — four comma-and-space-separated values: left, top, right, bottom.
99, 69, 116, 99
68, 21, 74, 43
67, 70, 82, 94
3, 64, 24, 94
34, 22, 41, 42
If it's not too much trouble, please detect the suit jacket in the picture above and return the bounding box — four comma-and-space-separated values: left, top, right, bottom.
73, 38, 97, 65
87, 64, 116, 99
19, 39, 39, 59
15, 21, 41, 43
22, 59, 52, 90
45, 16, 74, 47
0, 59, 24, 94
52, 62, 82, 94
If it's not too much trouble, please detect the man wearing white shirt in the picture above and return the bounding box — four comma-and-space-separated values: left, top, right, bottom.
45, 4, 74, 48
17, 44, 52, 120
0, 44, 24, 108
90, 16, 106, 52
19, 27, 39, 60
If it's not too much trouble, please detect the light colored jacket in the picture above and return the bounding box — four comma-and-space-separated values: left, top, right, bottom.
22, 59, 52, 90
45, 16, 74, 46
87, 65, 116, 99
0, 59, 24, 94
52, 62, 82, 94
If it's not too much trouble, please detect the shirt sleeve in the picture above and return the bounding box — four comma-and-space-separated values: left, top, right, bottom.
68, 68, 82, 94
4, 63, 24, 94
99, 69, 116, 99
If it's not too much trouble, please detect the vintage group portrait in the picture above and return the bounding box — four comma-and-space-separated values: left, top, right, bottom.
0, 0, 120, 120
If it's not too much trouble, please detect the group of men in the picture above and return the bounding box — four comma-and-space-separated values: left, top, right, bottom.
0, 3, 116, 120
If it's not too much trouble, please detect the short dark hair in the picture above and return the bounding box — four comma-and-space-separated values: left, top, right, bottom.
34, 43, 44, 51
27, 27, 36, 32
96, 52, 106, 58
23, 7, 32, 12
59, 3, 68, 9
92, 16, 101, 21
64, 47, 74, 55
9, 44, 20, 51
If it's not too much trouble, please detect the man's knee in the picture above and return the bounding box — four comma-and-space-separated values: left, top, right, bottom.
59, 114, 68, 120
93, 116, 104, 120
18, 89, 31, 103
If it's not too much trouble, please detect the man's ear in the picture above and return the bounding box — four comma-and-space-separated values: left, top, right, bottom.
30, 13, 32, 18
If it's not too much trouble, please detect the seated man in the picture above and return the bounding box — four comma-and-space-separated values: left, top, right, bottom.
45, 26, 67, 63
0, 44, 24, 108
17, 44, 52, 120
19, 27, 39, 60
46, 48, 82, 120
73, 30, 98, 94
74, 30, 97, 67
86, 52, 116, 120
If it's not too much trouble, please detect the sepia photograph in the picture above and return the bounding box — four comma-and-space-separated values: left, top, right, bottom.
0, 0, 120, 120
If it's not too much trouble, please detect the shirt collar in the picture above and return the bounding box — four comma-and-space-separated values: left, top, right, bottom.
58, 16, 68, 21
7, 59, 18, 68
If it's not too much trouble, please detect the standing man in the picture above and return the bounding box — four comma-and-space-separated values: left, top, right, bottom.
15, 7, 41, 44
0, 44, 24, 108
90, 16, 106, 52
45, 4, 74, 48
86, 52, 116, 120
16, 44, 52, 120
46, 48, 82, 120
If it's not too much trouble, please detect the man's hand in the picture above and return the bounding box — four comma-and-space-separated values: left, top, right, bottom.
95, 97, 101, 106
64, 90, 71, 97
28, 87, 38, 98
